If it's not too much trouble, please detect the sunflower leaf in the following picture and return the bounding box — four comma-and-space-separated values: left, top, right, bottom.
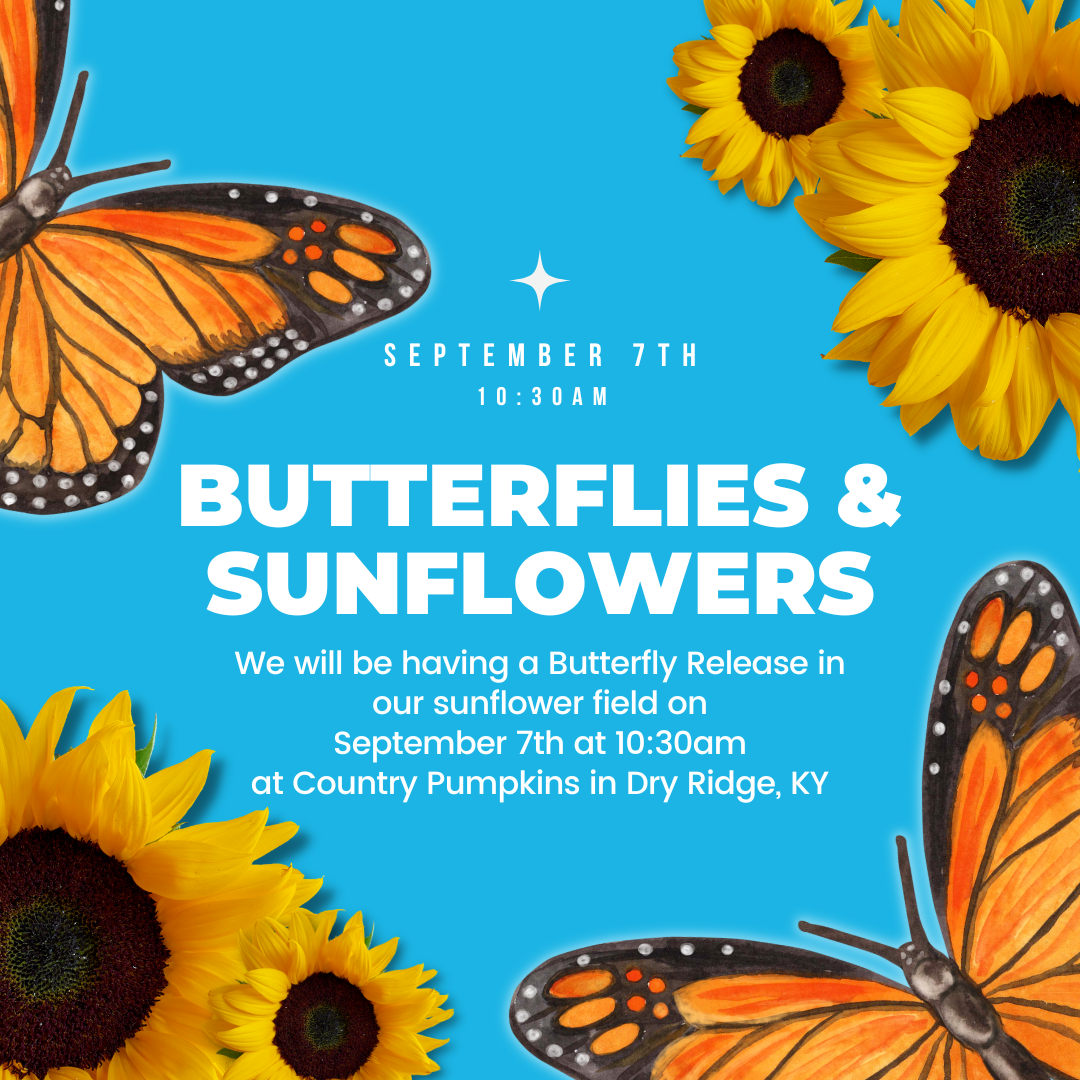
864, 109, 891, 120
135, 717, 158, 776
825, 249, 880, 273
682, 104, 708, 115
365, 924, 376, 948
217, 1049, 243, 1059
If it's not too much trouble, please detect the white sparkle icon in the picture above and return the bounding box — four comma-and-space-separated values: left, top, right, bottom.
513, 253, 567, 310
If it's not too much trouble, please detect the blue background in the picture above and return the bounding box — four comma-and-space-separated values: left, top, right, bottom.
8, 0, 1080, 1075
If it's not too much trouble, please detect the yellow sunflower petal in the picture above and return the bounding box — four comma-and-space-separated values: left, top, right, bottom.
121, 1026, 219, 1080
1030, 0, 1065, 92
50, 737, 110, 839
939, 0, 975, 31
839, 124, 956, 184
706, 0, 772, 35
900, 392, 949, 433
825, 317, 896, 361
710, 22, 757, 55
710, 117, 766, 176
834, 243, 958, 331
0, 699, 29, 840
885, 282, 994, 403
868, 273, 966, 386
686, 100, 745, 141
96, 755, 153, 860
219, 1047, 283, 1080
1011, 319, 1056, 454
971, 29, 1014, 119
144, 749, 213, 841
868, 9, 940, 91
973, 0, 1033, 101
812, 120, 948, 203
794, 187, 875, 253
788, 134, 817, 194
822, 192, 945, 258
899, 0, 980, 94
832, 0, 863, 34
126, 841, 256, 900
24, 687, 79, 825
882, 87, 978, 157
970, 310, 1020, 407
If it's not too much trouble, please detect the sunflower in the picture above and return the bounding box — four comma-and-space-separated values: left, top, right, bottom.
0, 688, 318, 1080
210, 909, 451, 1080
795, 0, 1080, 459
668, 0, 885, 205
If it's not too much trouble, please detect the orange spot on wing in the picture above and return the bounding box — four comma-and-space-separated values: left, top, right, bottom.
627, 996, 646, 1012
304, 245, 323, 261
1020, 646, 1056, 692
652, 1002, 669, 1018
548, 970, 613, 998
626, 969, 643, 982
54, 209, 279, 262
311, 220, 327, 233
996, 703, 1012, 719
590, 1023, 639, 1055
971, 597, 1004, 659
338, 223, 396, 254
333, 248, 385, 282
997, 611, 1032, 665
966, 671, 979, 688
971, 695, 987, 712
288, 227, 305, 241
308, 271, 351, 304
283, 250, 298, 265
648, 978, 666, 993
559, 998, 615, 1027
992, 676, 1007, 695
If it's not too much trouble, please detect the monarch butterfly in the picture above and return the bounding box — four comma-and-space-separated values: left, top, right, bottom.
0, 0, 429, 514
510, 560, 1080, 1080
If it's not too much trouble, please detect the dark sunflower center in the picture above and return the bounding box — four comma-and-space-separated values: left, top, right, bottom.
770, 59, 813, 106
1007, 159, 1080, 255
275, 970, 380, 1080
0, 828, 169, 1078
4, 899, 97, 1002
306, 1001, 349, 1049
942, 94, 1080, 323
738, 28, 845, 139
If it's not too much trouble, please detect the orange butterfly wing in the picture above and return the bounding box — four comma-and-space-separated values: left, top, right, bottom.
0, 185, 428, 511
511, 940, 946, 1080
924, 561, 1080, 1078
0, 0, 67, 196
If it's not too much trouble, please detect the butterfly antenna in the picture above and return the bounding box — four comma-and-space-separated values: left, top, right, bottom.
896, 835, 932, 952
48, 70, 89, 169
47, 69, 171, 193
797, 921, 901, 966
66, 159, 171, 193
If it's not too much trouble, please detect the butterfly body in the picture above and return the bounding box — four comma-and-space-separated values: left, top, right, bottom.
512, 561, 1080, 1080
0, 0, 430, 514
